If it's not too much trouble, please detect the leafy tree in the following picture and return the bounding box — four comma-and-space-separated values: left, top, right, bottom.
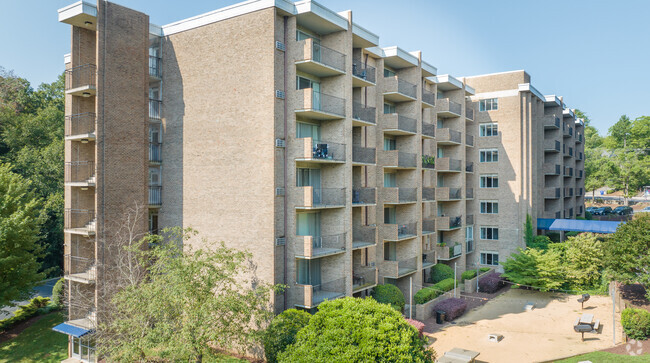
584, 150, 615, 199
262, 309, 311, 363
628, 116, 650, 150
523, 214, 534, 247
0, 164, 45, 307
575, 109, 603, 150
608, 150, 650, 204
603, 214, 650, 299
564, 233, 604, 288
605, 115, 632, 149
529, 235, 551, 250
278, 297, 435, 363
51, 278, 65, 308
97, 228, 279, 362
501, 247, 566, 291
371, 284, 405, 312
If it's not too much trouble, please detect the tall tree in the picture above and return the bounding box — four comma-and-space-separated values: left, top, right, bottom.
605, 115, 632, 149
565, 233, 604, 288
0, 163, 45, 307
608, 150, 650, 204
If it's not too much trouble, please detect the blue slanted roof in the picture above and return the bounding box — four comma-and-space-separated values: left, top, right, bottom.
537, 218, 621, 234
52, 322, 92, 338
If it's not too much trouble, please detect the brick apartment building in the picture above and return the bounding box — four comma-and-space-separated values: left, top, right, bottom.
57, 0, 584, 360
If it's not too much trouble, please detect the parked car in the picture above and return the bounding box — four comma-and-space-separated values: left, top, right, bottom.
586, 207, 599, 214
612, 206, 633, 215
634, 206, 650, 215
592, 207, 613, 215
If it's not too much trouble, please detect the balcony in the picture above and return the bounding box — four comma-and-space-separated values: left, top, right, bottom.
149, 99, 162, 120
422, 122, 435, 139
295, 39, 345, 77
436, 157, 462, 172
149, 186, 162, 207
380, 113, 417, 135
422, 219, 435, 235
65, 113, 95, 141
544, 187, 561, 199
382, 222, 417, 241
64, 255, 96, 284
466, 238, 474, 254
65, 161, 95, 187
436, 128, 462, 145
466, 103, 474, 121
422, 87, 435, 108
466, 188, 474, 200
466, 134, 474, 147
352, 145, 376, 165
543, 163, 561, 176
436, 187, 462, 201
422, 250, 437, 269
378, 150, 417, 169
564, 167, 574, 177
576, 133, 583, 143
544, 139, 561, 153
436, 98, 462, 118
382, 257, 418, 279
294, 278, 345, 309
422, 187, 435, 202
64, 209, 96, 236
422, 155, 436, 169
149, 55, 161, 79
578, 170, 584, 179
295, 89, 345, 120
295, 233, 346, 259
383, 77, 417, 102
295, 138, 346, 164
65, 64, 96, 97
353, 267, 378, 292
352, 102, 376, 126
544, 115, 560, 129
564, 187, 574, 198
296, 187, 346, 210
382, 187, 417, 205
436, 215, 462, 230
149, 143, 162, 163
67, 302, 96, 331
352, 188, 376, 207
435, 243, 462, 261
58, 1, 97, 30
353, 226, 377, 249
352, 59, 376, 87
466, 162, 474, 173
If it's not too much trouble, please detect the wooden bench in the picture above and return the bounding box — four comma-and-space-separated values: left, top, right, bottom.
592, 319, 600, 332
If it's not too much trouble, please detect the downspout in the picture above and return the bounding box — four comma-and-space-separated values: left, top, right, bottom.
100, 0, 107, 302
363, 53, 369, 227
282, 15, 288, 311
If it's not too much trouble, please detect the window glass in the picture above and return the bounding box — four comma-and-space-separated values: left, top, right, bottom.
384, 207, 396, 224
479, 98, 498, 111
383, 103, 396, 114
480, 201, 499, 214
383, 172, 396, 188
383, 137, 396, 151
480, 227, 499, 240
479, 149, 499, 162
479, 123, 498, 137
384, 68, 396, 78
479, 175, 499, 188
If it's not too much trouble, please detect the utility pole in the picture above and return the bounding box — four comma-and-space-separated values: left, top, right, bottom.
476, 263, 480, 293
409, 276, 413, 319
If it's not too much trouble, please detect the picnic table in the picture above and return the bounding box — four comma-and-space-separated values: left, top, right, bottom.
573, 313, 600, 340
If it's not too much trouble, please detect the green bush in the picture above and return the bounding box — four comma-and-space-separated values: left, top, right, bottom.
371, 284, 405, 312
461, 270, 476, 282
585, 211, 593, 220
529, 235, 552, 250
414, 278, 456, 305
429, 264, 453, 284
547, 232, 561, 243
480, 267, 490, 273
262, 309, 311, 363
278, 297, 435, 362
0, 296, 52, 331
621, 308, 650, 340
51, 278, 64, 307
565, 231, 580, 237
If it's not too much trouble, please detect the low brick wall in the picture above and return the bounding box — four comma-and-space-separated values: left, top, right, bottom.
464, 268, 494, 294
415, 291, 454, 321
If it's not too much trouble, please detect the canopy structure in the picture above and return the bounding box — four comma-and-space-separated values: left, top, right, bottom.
52, 322, 92, 338
537, 218, 621, 234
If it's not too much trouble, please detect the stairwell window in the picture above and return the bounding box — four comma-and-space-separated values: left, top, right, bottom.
479, 123, 498, 136
480, 252, 499, 266
479, 149, 499, 162
479, 174, 499, 188
479, 98, 498, 111
480, 226, 499, 240
480, 201, 499, 214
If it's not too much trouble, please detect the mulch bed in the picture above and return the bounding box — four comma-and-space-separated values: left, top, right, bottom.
0, 314, 47, 345
600, 338, 650, 356
619, 283, 650, 312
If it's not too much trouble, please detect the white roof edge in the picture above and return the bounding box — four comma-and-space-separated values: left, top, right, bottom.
563, 108, 576, 118
295, 0, 347, 30
149, 23, 163, 36
575, 118, 584, 127
421, 60, 437, 76
433, 74, 463, 90
64, 53, 72, 64
58, 0, 97, 21
518, 83, 544, 101
365, 46, 384, 58
464, 69, 526, 79
382, 46, 418, 67
465, 84, 475, 95
544, 94, 561, 107
351, 22, 379, 47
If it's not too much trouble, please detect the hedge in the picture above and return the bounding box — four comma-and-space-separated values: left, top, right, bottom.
621, 308, 650, 340
372, 284, 405, 312
51, 278, 65, 307
478, 272, 504, 294
429, 264, 454, 284
414, 278, 456, 305
433, 298, 467, 321
0, 296, 55, 331
405, 318, 425, 337
262, 308, 312, 363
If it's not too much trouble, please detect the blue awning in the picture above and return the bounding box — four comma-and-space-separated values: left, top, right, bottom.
537, 218, 621, 234
52, 322, 92, 338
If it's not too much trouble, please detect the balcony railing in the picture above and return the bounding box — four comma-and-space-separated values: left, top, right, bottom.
544, 115, 560, 129
352, 145, 375, 164
297, 138, 346, 163
543, 163, 561, 175
64, 209, 95, 232
422, 122, 435, 138
422, 250, 436, 268
544, 187, 561, 199
384, 76, 417, 99
352, 188, 375, 206
466, 214, 474, 225
466, 162, 474, 173
149, 143, 162, 163
564, 167, 574, 177
437, 215, 462, 230
544, 139, 561, 152
436, 187, 462, 201
65, 64, 96, 91
297, 233, 346, 258
422, 219, 435, 234
422, 154, 435, 169
149, 99, 162, 120
436, 128, 462, 144
466, 188, 474, 199
149, 56, 161, 78
294, 277, 345, 308
352, 102, 376, 124
398, 188, 417, 203
297, 39, 345, 74
436, 157, 462, 172
422, 87, 435, 106
379, 150, 417, 169
437, 98, 462, 117
465, 103, 474, 121
382, 256, 417, 278
381, 113, 417, 134
297, 187, 346, 208
65, 161, 95, 184
64, 255, 96, 283
422, 187, 435, 201
149, 186, 162, 206
295, 89, 346, 118
353, 226, 376, 249
383, 222, 418, 241
466, 134, 474, 147
353, 267, 378, 292
65, 112, 95, 137
435, 243, 462, 260
352, 59, 376, 84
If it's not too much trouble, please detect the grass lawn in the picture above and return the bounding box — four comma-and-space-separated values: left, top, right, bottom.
0, 312, 68, 363
555, 351, 650, 362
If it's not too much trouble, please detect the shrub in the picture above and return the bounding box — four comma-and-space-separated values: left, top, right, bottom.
262, 309, 311, 363
51, 278, 65, 307
429, 264, 453, 284
278, 297, 435, 362
565, 231, 580, 237
414, 278, 456, 305
0, 296, 52, 331
371, 284, 405, 312
434, 278, 455, 292
480, 267, 491, 273
585, 211, 593, 220
621, 308, 650, 340
479, 272, 504, 294
433, 298, 467, 321
461, 270, 476, 282
547, 232, 561, 243
405, 318, 425, 337
529, 235, 552, 250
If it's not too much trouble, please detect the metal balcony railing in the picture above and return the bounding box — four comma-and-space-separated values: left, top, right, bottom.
312, 233, 346, 251
65, 64, 96, 91
382, 113, 418, 134
398, 188, 417, 203
436, 243, 462, 260
422, 87, 435, 106
437, 128, 462, 144
149, 99, 162, 120
353, 226, 376, 248
422, 187, 435, 201
295, 277, 345, 308
352, 102, 376, 124
436, 157, 462, 172
465, 103, 474, 121
149, 56, 161, 78
437, 187, 462, 200
296, 89, 346, 117
466, 134, 474, 147
149, 143, 162, 163
65, 209, 95, 231
422, 122, 435, 138
466, 214, 474, 225
545, 115, 560, 129
545, 139, 561, 152
352, 188, 375, 205
383, 256, 417, 278
437, 215, 462, 229
305, 187, 346, 207
437, 98, 462, 116
306, 139, 346, 162
65, 255, 96, 282
543, 163, 561, 175
352, 59, 376, 84
65, 112, 96, 137
544, 188, 561, 199
65, 161, 95, 184
353, 267, 378, 291
298, 39, 346, 73
422, 219, 435, 234
466, 162, 474, 173
149, 185, 162, 206
383, 151, 417, 168
466, 188, 474, 199
384, 76, 417, 99
352, 145, 375, 164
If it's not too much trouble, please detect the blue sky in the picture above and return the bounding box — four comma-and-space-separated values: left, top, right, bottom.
2, 0, 648, 134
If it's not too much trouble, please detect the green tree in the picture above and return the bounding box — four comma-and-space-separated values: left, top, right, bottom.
584, 150, 615, 198
262, 309, 311, 363
278, 297, 435, 363
574, 109, 603, 150
608, 150, 650, 204
603, 214, 650, 299
523, 214, 534, 248
564, 233, 604, 288
605, 115, 632, 149
0, 163, 45, 307
628, 116, 650, 150
97, 228, 279, 362
371, 284, 405, 312
501, 247, 566, 291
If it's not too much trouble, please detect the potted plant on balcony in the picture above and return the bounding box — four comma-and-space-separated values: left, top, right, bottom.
422, 155, 435, 169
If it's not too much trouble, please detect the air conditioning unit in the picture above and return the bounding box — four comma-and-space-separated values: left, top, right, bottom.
275, 237, 286, 246
275, 187, 285, 196
275, 90, 285, 99
275, 41, 286, 51
275, 138, 285, 148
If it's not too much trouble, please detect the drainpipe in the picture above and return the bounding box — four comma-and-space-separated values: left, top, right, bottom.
282, 15, 288, 311
363, 53, 369, 227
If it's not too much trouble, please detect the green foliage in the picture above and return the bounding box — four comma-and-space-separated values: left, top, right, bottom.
97, 228, 280, 362
0, 164, 45, 307
0, 297, 52, 331
565, 233, 604, 288
371, 284, 405, 312
547, 232, 561, 243
429, 263, 454, 284
413, 278, 455, 304
0, 312, 68, 363
529, 235, 552, 250
606, 115, 632, 149
278, 297, 435, 363
51, 278, 64, 308
501, 247, 566, 291
421, 155, 435, 167
565, 231, 580, 237
262, 309, 311, 363
621, 308, 650, 340
461, 270, 476, 282
523, 214, 534, 247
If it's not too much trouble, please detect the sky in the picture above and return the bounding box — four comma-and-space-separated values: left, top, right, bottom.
1, 0, 648, 134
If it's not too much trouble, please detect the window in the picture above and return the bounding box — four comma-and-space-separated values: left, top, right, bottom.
384, 172, 396, 188
466, 226, 474, 240
149, 167, 161, 186
480, 227, 499, 240
384, 68, 396, 78
479, 123, 498, 137
479, 98, 498, 111
480, 174, 499, 188
149, 211, 158, 235
296, 75, 319, 91
479, 149, 499, 162
384, 241, 396, 261
383, 102, 396, 114
384, 136, 396, 151
437, 91, 444, 100
480, 252, 499, 266
296, 122, 320, 140
384, 206, 396, 224
297, 168, 321, 188
480, 201, 499, 214
149, 123, 162, 143
297, 259, 321, 285
296, 29, 318, 42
